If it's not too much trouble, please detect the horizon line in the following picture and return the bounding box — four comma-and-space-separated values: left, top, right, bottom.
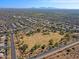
0, 7, 79, 9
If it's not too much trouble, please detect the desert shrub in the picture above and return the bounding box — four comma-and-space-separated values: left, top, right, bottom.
42, 32, 49, 35
66, 49, 71, 52
72, 47, 75, 50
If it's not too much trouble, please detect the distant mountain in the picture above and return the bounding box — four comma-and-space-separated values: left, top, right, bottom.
27, 7, 57, 9
0, 7, 57, 10
0, 8, 79, 15
38, 7, 57, 9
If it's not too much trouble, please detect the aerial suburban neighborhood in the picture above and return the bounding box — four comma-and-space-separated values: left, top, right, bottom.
0, 9, 79, 59
0, 0, 79, 59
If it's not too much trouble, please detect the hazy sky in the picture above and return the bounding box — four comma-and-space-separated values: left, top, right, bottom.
0, 0, 79, 9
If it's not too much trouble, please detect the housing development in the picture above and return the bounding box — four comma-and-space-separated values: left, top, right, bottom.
0, 9, 79, 59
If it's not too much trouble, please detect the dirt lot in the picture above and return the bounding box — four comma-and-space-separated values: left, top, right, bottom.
14, 31, 65, 59
44, 44, 79, 59
15, 32, 64, 50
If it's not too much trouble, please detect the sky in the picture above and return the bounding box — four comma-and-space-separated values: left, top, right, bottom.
0, 0, 79, 9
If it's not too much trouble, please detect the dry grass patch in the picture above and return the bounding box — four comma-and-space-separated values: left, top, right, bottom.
19, 32, 64, 50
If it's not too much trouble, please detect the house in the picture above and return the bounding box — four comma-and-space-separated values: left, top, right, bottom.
0, 53, 4, 59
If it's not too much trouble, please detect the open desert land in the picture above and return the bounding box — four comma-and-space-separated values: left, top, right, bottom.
16, 32, 63, 50
14, 31, 65, 58
44, 42, 79, 59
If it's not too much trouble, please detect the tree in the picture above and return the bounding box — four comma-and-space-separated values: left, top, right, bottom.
30, 44, 40, 52
54, 43, 58, 47
41, 44, 46, 49
59, 30, 64, 35
48, 39, 54, 49
72, 35, 78, 39
19, 44, 28, 53
49, 39, 53, 45
36, 28, 41, 32
65, 33, 70, 38
26, 31, 34, 36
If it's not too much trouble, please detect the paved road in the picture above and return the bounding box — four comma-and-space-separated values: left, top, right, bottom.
33, 41, 79, 59
11, 31, 16, 59
4, 34, 7, 59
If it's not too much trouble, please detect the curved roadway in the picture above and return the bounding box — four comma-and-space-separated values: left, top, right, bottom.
33, 41, 79, 59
